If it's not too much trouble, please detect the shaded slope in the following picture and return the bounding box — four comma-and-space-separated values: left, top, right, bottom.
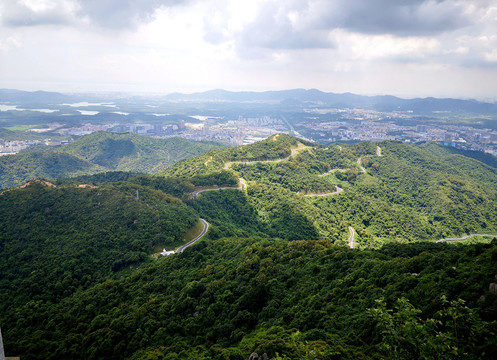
0, 151, 101, 189
3, 237, 497, 359
165, 136, 497, 245
419, 142, 497, 169
0, 181, 198, 307
62, 131, 228, 172
0, 131, 227, 188
1, 135, 497, 360
162, 133, 308, 180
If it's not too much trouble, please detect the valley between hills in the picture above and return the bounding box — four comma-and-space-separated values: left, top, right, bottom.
1, 132, 497, 359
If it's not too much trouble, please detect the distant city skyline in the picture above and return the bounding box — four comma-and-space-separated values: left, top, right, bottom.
1, 0, 497, 101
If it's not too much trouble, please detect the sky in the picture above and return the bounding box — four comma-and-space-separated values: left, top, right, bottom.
1, 0, 497, 100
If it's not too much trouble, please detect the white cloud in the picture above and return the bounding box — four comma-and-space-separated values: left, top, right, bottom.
0, 0, 80, 27
0, 36, 22, 52
1, 0, 497, 99
333, 30, 441, 62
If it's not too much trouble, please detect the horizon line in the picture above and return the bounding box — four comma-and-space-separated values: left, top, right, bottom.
1, 87, 495, 104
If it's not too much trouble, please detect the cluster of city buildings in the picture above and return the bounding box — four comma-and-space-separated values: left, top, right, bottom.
0, 139, 69, 155
299, 108, 497, 155
199, 116, 287, 145
61, 115, 286, 146
2, 110, 497, 156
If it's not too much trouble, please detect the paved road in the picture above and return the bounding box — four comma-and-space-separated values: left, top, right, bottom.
348, 226, 355, 249
191, 144, 383, 248
192, 178, 246, 198
357, 146, 382, 173
303, 186, 343, 197
280, 115, 312, 141
436, 233, 497, 243
318, 168, 347, 177
318, 146, 383, 179
175, 218, 209, 253
357, 157, 366, 173
224, 146, 309, 170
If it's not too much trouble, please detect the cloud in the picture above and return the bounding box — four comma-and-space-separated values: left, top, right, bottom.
218, 0, 497, 74
0, 0, 79, 27
76, 0, 170, 30
229, 0, 489, 53
0, 36, 22, 52
1, 0, 497, 99
235, 0, 335, 51
202, 10, 230, 45
336, 32, 441, 62
319, 0, 473, 36
0, 0, 191, 30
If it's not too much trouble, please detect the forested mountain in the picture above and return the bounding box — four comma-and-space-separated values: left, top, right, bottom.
0, 89, 76, 104
164, 134, 497, 245
0, 180, 197, 306
62, 132, 226, 173
0, 131, 227, 189
1, 134, 497, 359
164, 89, 497, 114
3, 88, 497, 114
2, 230, 497, 359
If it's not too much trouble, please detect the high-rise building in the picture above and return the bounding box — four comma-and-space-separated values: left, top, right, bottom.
154, 124, 163, 134
416, 125, 427, 133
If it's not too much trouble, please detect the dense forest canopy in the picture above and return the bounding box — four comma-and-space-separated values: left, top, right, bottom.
2, 236, 497, 359
0, 131, 227, 189
164, 134, 497, 245
1, 134, 497, 359
0, 181, 198, 308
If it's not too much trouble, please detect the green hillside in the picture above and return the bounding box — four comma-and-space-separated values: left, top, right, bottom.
2, 236, 496, 359
0, 180, 198, 308
419, 142, 497, 169
165, 134, 497, 246
1, 135, 497, 359
0, 127, 61, 141
163, 133, 308, 179
63, 131, 227, 172
0, 131, 228, 189
0, 151, 102, 189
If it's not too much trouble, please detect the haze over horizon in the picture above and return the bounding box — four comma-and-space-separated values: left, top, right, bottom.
1, 0, 497, 101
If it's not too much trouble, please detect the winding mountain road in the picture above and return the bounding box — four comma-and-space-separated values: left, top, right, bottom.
188, 144, 386, 248
348, 226, 355, 249
197, 143, 385, 199
436, 233, 497, 243
175, 218, 209, 253
357, 157, 366, 173
223, 146, 309, 170
356, 146, 382, 173
303, 186, 343, 197
192, 178, 246, 198
318, 168, 347, 177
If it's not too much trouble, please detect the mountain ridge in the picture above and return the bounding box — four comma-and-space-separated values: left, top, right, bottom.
2, 88, 496, 113
162, 134, 497, 244
0, 131, 228, 189
162, 88, 497, 113
1, 134, 497, 359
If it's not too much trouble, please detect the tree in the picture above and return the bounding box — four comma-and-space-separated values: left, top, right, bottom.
369, 296, 497, 360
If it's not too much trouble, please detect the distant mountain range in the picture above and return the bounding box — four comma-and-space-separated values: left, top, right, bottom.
164, 88, 497, 113
0, 88, 76, 104
2, 88, 497, 114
